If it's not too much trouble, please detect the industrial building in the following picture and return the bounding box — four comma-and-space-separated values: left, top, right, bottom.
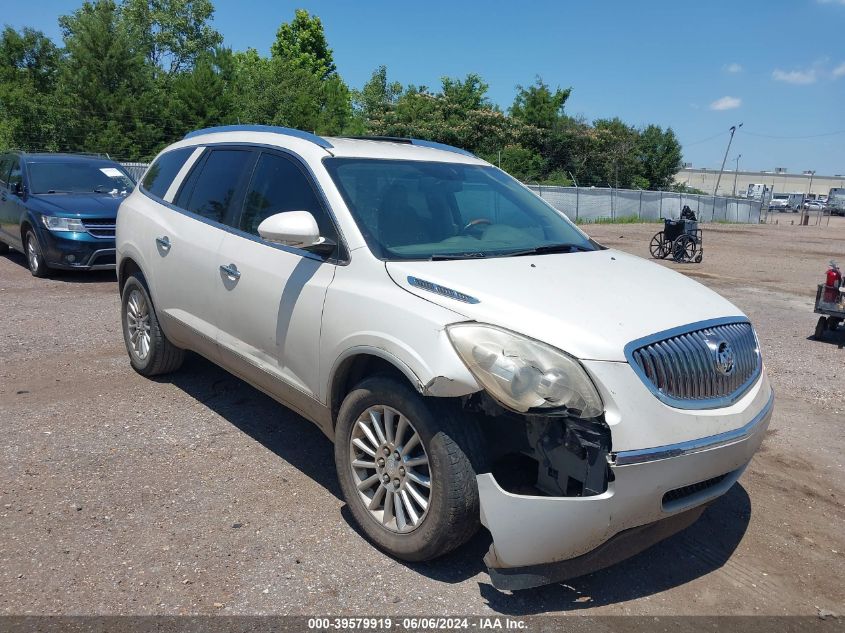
676, 167, 845, 198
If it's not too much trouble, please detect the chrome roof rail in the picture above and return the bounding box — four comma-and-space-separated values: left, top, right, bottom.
183, 125, 334, 149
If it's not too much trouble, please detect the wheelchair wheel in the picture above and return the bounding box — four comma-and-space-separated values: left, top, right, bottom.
672, 234, 697, 263
649, 231, 669, 259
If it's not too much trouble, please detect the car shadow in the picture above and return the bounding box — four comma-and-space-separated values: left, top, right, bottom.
162, 353, 752, 612
3, 250, 116, 284
161, 352, 342, 499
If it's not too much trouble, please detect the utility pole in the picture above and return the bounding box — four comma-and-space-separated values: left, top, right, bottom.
714, 123, 742, 196
732, 154, 742, 197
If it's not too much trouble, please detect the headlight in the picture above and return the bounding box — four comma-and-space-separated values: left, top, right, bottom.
41, 216, 86, 232
446, 323, 603, 417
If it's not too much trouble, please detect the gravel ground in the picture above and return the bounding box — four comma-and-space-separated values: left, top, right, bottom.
0, 218, 843, 616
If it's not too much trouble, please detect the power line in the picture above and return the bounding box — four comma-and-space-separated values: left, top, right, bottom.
739, 128, 845, 140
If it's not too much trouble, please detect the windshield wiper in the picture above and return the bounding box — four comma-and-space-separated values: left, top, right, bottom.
501, 243, 593, 257
429, 252, 488, 261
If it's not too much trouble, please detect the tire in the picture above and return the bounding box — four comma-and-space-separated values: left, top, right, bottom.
814, 316, 827, 340
334, 376, 484, 562
25, 230, 50, 278
121, 274, 184, 376
649, 231, 668, 259
672, 234, 697, 263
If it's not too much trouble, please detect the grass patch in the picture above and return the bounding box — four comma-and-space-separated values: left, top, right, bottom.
575, 215, 661, 225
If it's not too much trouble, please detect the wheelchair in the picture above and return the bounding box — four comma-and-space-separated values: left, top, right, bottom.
649, 216, 703, 263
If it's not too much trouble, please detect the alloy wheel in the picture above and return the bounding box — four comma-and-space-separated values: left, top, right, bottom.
126, 288, 152, 361
26, 236, 39, 272
349, 405, 432, 533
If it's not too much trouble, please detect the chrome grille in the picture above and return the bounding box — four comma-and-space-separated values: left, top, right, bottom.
628, 320, 760, 409
82, 218, 116, 239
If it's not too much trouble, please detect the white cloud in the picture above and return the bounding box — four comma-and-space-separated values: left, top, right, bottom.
710, 96, 742, 111
772, 68, 818, 84
724, 63, 743, 73
834, 62, 845, 78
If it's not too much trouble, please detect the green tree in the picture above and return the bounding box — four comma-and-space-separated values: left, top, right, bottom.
122, 0, 223, 75
510, 77, 571, 130
270, 8, 336, 79
171, 46, 236, 132
59, 0, 160, 158
353, 65, 402, 122
0, 27, 64, 150
635, 124, 682, 190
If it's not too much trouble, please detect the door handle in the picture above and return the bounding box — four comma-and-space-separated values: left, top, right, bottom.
219, 263, 241, 280
155, 236, 171, 250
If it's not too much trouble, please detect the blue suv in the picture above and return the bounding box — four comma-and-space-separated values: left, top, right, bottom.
0, 151, 135, 277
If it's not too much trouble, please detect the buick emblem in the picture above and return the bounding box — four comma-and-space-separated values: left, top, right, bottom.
713, 340, 735, 376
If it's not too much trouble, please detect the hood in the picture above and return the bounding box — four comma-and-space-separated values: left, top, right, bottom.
27, 193, 126, 218
386, 249, 744, 362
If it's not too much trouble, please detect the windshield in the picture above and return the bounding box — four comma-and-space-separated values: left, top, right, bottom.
27, 161, 135, 195
324, 158, 597, 260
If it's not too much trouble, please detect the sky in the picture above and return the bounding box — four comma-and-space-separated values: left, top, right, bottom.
5, 0, 845, 175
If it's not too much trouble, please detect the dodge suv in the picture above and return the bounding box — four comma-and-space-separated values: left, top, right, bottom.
116, 125, 773, 589
0, 151, 135, 276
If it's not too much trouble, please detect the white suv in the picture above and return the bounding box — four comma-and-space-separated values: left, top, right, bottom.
116, 126, 773, 590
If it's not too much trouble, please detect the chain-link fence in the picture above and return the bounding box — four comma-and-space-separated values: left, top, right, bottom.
526, 185, 763, 224
120, 162, 149, 182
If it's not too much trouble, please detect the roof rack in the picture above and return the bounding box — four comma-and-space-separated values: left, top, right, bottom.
183, 125, 334, 149
343, 136, 476, 158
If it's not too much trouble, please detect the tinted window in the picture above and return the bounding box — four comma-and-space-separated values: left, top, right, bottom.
142, 147, 193, 198
239, 152, 335, 240
8, 159, 23, 188
180, 149, 252, 224
0, 156, 13, 184
27, 161, 133, 194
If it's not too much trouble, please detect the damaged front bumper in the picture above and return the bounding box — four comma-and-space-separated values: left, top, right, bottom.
478, 389, 774, 591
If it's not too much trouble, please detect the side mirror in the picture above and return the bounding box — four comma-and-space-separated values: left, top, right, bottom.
12, 182, 23, 197
257, 211, 323, 248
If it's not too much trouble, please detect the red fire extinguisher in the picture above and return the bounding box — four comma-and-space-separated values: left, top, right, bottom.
824, 261, 842, 303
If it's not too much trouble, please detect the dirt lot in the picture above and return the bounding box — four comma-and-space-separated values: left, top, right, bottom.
1, 218, 844, 617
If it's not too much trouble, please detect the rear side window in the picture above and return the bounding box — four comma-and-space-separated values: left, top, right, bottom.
142, 147, 193, 198
239, 152, 336, 240
177, 149, 253, 224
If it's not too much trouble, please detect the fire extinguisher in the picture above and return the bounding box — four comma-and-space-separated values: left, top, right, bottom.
824, 261, 842, 303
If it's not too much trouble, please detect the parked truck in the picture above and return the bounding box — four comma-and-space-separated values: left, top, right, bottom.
827, 188, 845, 216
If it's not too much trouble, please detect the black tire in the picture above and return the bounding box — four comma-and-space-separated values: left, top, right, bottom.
649, 231, 668, 259
814, 316, 827, 340
25, 230, 50, 278
828, 317, 841, 331
334, 376, 485, 562
120, 274, 184, 376
672, 234, 697, 263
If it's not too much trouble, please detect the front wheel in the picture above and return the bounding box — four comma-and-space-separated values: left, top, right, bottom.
121, 275, 184, 376
25, 230, 50, 278
335, 376, 483, 562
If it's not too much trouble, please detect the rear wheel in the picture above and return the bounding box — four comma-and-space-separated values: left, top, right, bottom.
335, 376, 483, 562
121, 275, 184, 376
814, 316, 827, 340
25, 230, 50, 277
672, 234, 697, 263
